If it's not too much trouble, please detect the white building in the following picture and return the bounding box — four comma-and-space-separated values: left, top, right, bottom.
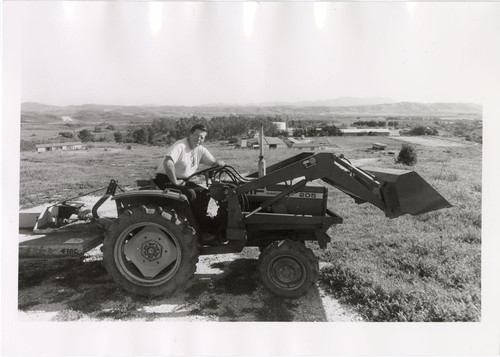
340, 128, 390, 136
272, 122, 287, 131
36, 142, 85, 153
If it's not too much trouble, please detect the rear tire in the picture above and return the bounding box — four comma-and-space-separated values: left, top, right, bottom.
257, 240, 319, 298
102, 205, 199, 297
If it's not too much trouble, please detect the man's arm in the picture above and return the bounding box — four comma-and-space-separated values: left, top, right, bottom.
163, 157, 185, 186
200, 148, 225, 167
211, 159, 225, 167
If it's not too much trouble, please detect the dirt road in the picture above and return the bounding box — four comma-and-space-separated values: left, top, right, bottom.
18, 248, 362, 322
391, 136, 465, 147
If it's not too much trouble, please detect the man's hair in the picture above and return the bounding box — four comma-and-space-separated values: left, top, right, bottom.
188, 124, 208, 134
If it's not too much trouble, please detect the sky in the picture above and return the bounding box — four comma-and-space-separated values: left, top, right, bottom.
4, 2, 500, 106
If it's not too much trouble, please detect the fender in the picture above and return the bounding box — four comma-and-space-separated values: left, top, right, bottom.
92, 181, 191, 220
112, 189, 189, 214
111, 189, 199, 232
112, 189, 188, 203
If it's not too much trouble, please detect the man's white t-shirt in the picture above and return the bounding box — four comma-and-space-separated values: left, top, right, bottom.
157, 138, 215, 179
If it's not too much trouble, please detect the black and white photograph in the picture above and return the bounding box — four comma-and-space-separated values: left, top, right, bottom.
2, 1, 500, 356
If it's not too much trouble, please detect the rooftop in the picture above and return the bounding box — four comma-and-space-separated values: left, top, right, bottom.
35, 142, 84, 148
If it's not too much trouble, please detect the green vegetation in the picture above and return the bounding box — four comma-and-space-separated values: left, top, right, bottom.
315, 143, 481, 321
122, 115, 288, 144
78, 129, 94, 142
58, 131, 74, 139
395, 143, 418, 166
405, 125, 439, 136
352, 120, 388, 127
20, 140, 36, 152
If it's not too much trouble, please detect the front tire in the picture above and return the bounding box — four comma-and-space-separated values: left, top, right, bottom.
257, 240, 319, 298
102, 205, 199, 297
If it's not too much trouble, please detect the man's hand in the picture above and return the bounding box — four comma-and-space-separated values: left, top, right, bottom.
212, 160, 225, 167
174, 179, 186, 186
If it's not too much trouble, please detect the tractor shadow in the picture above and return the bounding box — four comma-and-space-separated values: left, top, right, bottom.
17, 255, 335, 321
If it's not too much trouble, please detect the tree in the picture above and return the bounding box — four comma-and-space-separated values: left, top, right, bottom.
20, 140, 36, 152
293, 128, 305, 137
324, 125, 342, 136
279, 130, 289, 138
395, 144, 417, 166
408, 126, 438, 136
78, 129, 93, 142
132, 128, 148, 144
146, 126, 155, 145
114, 132, 123, 143
152, 118, 175, 135
59, 131, 74, 139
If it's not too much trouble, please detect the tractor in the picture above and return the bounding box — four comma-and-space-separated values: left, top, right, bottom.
82, 151, 452, 298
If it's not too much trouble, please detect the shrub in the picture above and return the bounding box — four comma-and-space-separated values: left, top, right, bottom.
20, 140, 36, 152
78, 129, 94, 142
132, 128, 148, 144
114, 132, 123, 143
59, 131, 74, 139
395, 144, 417, 166
408, 126, 438, 136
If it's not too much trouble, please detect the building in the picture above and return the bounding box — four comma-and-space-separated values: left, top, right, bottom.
272, 122, 287, 131
284, 137, 321, 150
372, 142, 388, 150
238, 136, 287, 149
36, 142, 85, 153
235, 139, 248, 148
340, 128, 390, 136
258, 136, 287, 149
284, 137, 337, 150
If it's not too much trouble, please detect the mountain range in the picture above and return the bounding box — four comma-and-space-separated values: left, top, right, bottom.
21, 98, 482, 125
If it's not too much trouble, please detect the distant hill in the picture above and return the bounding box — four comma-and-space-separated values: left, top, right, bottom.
249, 97, 397, 107
21, 102, 59, 112
21, 99, 482, 125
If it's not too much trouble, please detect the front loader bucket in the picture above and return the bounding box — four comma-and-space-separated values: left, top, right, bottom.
363, 167, 452, 218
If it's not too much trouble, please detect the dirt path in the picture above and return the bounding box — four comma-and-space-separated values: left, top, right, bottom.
390, 136, 465, 147
18, 248, 362, 322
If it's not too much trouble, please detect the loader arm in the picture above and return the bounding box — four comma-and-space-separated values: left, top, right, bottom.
236, 152, 386, 212
233, 152, 451, 219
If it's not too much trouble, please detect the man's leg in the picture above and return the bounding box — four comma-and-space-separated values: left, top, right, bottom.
185, 182, 216, 234
154, 175, 214, 240
155, 174, 196, 202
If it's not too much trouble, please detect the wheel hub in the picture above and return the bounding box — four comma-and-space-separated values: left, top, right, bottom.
142, 241, 162, 261
123, 226, 178, 278
271, 257, 304, 287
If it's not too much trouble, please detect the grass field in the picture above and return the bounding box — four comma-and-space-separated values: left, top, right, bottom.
18, 136, 482, 321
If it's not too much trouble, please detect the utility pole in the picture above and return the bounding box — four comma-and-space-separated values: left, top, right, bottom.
258, 125, 266, 177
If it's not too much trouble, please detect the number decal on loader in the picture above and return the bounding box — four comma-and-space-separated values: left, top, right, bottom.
61, 248, 80, 255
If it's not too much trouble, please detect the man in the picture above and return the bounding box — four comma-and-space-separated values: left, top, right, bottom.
155, 124, 225, 231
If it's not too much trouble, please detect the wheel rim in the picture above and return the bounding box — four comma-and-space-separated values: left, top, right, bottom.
115, 222, 181, 286
267, 255, 306, 291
